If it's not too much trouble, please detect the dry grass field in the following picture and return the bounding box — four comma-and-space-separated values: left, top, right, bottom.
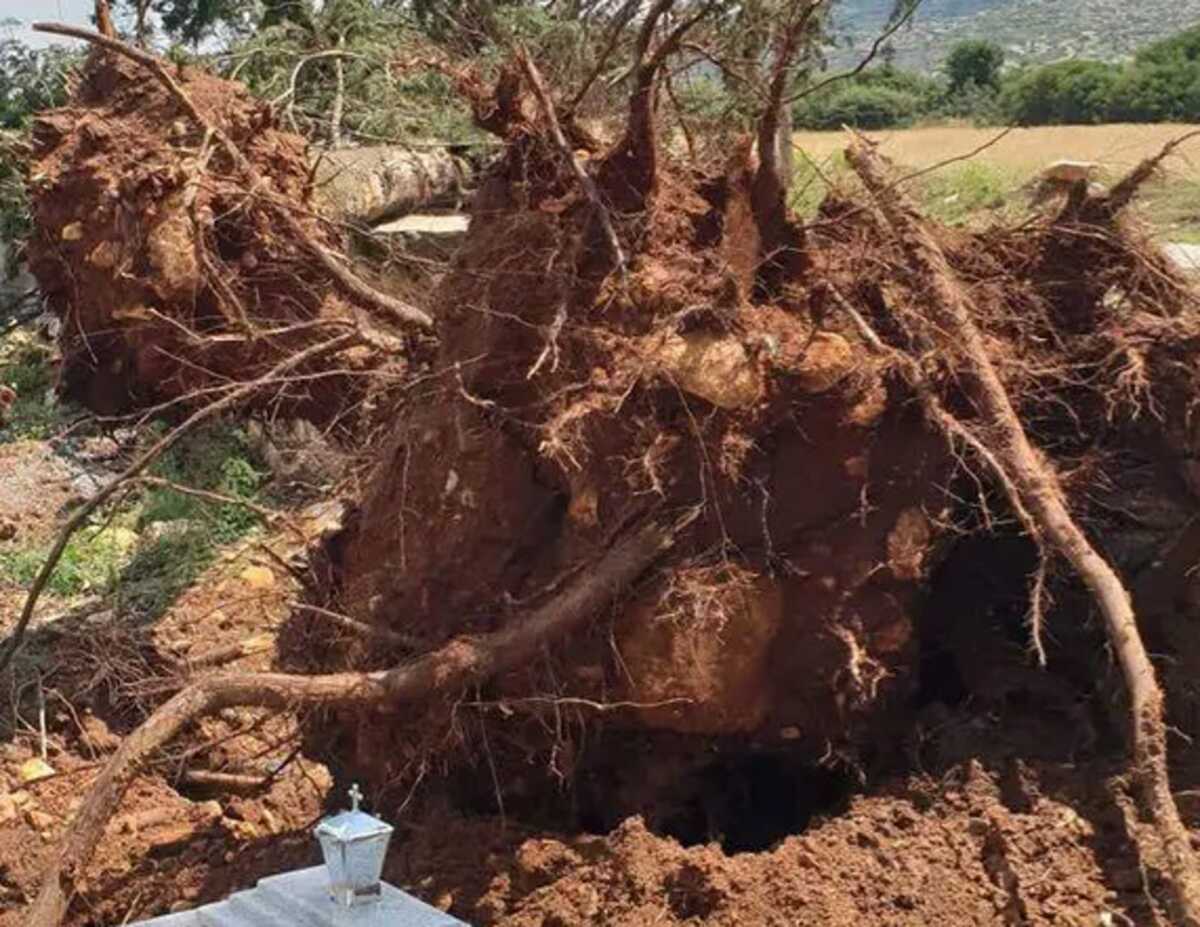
791, 123, 1200, 240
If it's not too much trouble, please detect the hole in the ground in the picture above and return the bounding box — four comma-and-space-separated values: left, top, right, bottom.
450, 735, 859, 856
655, 753, 856, 854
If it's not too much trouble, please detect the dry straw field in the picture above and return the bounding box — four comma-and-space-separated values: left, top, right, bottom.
793, 123, 1200, 239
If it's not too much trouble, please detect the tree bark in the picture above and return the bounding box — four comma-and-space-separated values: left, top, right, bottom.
846, 138, 1200, 927
25, 518, 681, 927
315, 147, 467, 225
330, 39, 346, 148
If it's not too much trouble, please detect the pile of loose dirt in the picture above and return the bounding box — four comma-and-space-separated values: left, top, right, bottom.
369, 758, 1159, 927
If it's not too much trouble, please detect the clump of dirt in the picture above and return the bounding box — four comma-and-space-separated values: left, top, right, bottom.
380, 760, 1153, 927
25, 50, 407, 425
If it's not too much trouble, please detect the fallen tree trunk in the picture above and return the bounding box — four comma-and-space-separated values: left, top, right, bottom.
314, 146, 470, 225
25, 517, 681, 927
846, 137, 1200, 927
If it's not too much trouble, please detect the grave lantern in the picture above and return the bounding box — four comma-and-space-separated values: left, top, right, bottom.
314, 783, 395, 908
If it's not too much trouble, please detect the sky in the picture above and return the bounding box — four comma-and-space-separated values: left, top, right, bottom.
3, 0, 94, 47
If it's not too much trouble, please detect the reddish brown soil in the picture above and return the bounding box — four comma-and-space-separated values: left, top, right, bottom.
8, 50, 1200, 927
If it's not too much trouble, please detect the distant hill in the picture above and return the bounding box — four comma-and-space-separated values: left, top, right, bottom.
829, 0, 1200, 72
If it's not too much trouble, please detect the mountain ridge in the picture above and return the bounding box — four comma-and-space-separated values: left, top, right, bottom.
830, 0, 1200, 71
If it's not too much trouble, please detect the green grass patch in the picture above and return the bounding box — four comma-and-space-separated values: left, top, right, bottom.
0, 404, 268, 620
0, 522, 138, 597
1139, 177, 1200, 243
789, 149, 852, 218
0, 333, 76, 442
912, 162, 1026, 226
140, 425, 266, 543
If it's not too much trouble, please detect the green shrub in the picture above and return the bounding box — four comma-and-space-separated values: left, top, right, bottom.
1135, 24, 1200, 67
945, 40, 1005, 93
794, 82, 925, 130
674, 76, 737, 125
1000, 60, 1118, 125
1107, 61, 1200, 122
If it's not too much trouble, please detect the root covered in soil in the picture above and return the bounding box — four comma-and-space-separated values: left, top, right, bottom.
25, 27, 424, 423
321, 52, 1200, 923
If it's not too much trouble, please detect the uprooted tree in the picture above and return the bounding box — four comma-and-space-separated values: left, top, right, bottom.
13, 2, 1200, 924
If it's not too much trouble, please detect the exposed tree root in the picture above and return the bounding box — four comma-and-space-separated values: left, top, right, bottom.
515, 47, 627, 277
25, 516, 684, 927
32, 22, 434, 330
846, 137, 1200, 926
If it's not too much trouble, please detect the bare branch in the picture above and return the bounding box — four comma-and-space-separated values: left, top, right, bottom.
785, 0, 922, 105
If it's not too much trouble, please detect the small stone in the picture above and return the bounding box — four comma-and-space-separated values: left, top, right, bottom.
0, 794, 17, 824
9, 790, 31, 807
230, 819, 259, 841
27, 809, 57, 831
18, 757, 55, 784
436, 891, 454, 912
61, 222, 84, 241
240, 565, 276, 590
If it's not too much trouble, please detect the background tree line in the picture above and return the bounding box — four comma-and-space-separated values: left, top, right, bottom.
789, 24, 1200, 130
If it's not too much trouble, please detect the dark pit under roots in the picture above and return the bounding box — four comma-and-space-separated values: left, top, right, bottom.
412, 519, 1140, 861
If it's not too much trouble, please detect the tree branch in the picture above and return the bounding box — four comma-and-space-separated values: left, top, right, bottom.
785, 0, 922, 105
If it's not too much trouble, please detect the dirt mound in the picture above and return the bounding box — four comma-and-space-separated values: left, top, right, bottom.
25, 50, 409, 424
370, 760, 1147, 926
